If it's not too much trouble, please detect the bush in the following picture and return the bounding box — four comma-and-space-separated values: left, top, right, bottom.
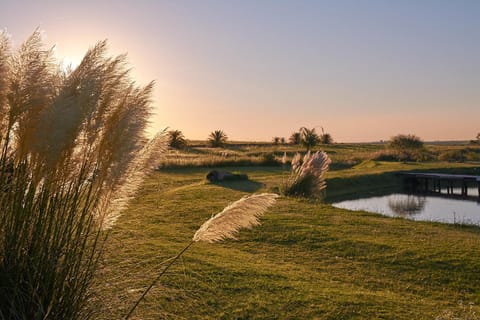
261, 152, 279, 165
438, 149, 467, 162
388, 134, 424, 151
374, 134, 431, 162
371, 149, 434, 162
438, 148, 480, 162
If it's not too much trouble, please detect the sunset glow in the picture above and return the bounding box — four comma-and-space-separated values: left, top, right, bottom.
1, 0, 479, 142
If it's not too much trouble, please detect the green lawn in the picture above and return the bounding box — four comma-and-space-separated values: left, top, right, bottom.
95, 161, 480, 319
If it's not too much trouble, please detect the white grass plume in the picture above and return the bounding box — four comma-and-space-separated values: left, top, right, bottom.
282, 150, 331, 198
193, 193, 279, 243
99, 131, 168, 229
125, 192, 279, 319
0, 31, 10, 136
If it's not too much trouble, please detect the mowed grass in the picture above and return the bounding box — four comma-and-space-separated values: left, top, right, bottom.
95, 161, 480, 319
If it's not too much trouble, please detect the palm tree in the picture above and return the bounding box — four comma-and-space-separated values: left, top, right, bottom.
319, 133, 333, 144
289, 131, 301, 145
300, 127, 319, 151
168, 130, 187, 149
208, 130, 228, 147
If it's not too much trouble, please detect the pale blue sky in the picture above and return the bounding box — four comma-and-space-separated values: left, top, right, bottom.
1, 0, 479, 141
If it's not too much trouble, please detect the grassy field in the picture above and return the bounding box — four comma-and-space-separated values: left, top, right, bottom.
95, 145, 480, 319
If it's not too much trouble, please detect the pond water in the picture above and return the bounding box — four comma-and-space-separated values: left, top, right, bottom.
333, 190, 480, 226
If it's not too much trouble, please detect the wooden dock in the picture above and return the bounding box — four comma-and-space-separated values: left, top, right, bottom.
397, 172, 480, 197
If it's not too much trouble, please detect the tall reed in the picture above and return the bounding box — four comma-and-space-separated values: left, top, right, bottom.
0, 30, 161, 319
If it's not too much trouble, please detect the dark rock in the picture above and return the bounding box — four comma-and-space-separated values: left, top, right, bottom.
206, 170, 248, 182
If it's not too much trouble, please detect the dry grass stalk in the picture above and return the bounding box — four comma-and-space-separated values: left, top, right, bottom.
193, 193, 279, 243
125, 193, 279, 319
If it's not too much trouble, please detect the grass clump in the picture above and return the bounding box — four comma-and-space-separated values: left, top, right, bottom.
0, 30, 161, 319
281, 151, 331, 198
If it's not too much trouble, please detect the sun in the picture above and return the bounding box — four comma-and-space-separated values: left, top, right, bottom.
60, 55, 82, 71
52, 44, 83, 71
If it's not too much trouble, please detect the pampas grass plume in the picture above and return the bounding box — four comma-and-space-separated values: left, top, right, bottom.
125, 193, 279, 319
193, 193, 279, 243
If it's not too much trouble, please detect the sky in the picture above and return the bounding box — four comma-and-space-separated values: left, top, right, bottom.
1, 0, 479, 142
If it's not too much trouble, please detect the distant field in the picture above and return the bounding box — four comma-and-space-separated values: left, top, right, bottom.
94, 147, 480, 319
157, 142, 480, 169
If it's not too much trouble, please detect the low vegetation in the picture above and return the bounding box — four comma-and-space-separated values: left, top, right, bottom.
3, 31, 479, 320
95, 161, 480, 319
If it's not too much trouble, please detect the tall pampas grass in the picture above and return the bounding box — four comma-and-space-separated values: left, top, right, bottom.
125, 193, 279, 319
281, 151, 331, 198
0, 30, 160, 319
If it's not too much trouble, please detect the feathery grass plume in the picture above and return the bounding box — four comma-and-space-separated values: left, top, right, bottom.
281, 150, 331, 198
193, 193, 279, 243
0, 31, 10, 137
8, 30, 61, 160
98, 131, 168, 229
281, 151, 287, 165
0, 30, 158, 319
125, 193, 279, 319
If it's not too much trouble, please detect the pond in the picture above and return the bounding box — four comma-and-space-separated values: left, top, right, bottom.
333, 189, 480, 226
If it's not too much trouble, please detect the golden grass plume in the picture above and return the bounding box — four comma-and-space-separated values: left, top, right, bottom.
193, 193, 279, 243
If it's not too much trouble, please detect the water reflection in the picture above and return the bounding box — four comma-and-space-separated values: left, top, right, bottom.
333, 193, 480, 226
387, 195, 426, 216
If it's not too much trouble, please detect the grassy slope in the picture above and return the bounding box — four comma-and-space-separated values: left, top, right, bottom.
95, 162, 480, 320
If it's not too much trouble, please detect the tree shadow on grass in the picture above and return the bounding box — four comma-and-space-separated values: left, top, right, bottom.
210, 179, 265, 193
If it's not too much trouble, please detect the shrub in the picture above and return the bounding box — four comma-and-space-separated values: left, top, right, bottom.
281, 151, 331, 198
388, 134, 424, 151
438, 149, 467, 162
438, 148, 480, 162
208, 130, 228, 147
261, 152, 279, 165
371, 149, 433, 162
0, 31, 162, 319
373, 134, 431, 162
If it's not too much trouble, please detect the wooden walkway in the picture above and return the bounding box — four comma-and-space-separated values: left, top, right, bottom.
397, 172, 480, 197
